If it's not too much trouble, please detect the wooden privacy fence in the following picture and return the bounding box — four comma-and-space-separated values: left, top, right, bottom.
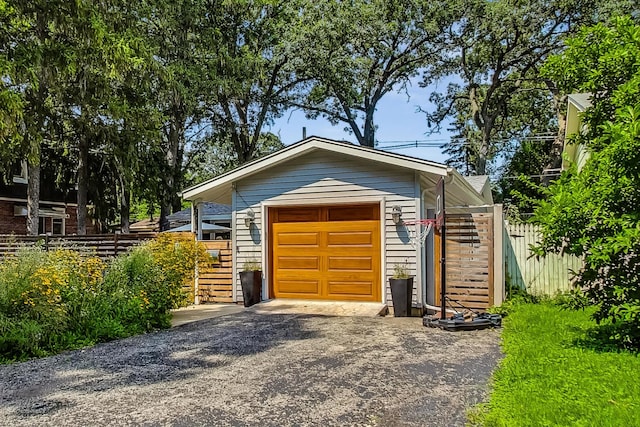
197, 240, 233, 303
504, 222, 582, 295
0, 233, 157, 260
439, 213, 494, 311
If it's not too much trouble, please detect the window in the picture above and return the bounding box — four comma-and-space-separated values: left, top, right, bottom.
12, 160, 28, 184
53, 218, 64, 235
38, 217, 48, 235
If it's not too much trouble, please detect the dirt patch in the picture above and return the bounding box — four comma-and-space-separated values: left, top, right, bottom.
0, 312, 501, 426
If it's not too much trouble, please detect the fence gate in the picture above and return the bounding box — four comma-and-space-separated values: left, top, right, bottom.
436, 212, 494, 311
197, 240, 233, 303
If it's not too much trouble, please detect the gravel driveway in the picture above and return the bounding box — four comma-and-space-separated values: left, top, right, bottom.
0, 312, 501, 426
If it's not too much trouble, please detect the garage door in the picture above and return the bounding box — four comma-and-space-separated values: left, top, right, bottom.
270, 205, 381, 302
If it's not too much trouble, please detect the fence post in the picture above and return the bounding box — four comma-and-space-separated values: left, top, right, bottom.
114, 233, 119, 257
194, 233, 200, 305
493, 204, 504, 305
45, 234, 49, 252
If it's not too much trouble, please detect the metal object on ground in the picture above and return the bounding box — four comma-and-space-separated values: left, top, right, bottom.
423, 312, 502, 331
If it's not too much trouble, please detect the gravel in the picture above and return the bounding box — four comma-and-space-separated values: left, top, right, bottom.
0, 312, 501, 426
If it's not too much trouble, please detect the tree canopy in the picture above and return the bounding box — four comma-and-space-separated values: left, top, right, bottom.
296, 0, 454, 147
0, 0, 637, 236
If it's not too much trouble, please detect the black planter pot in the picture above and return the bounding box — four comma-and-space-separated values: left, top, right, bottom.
239, 270, 262, 307
389, 277, 414, 317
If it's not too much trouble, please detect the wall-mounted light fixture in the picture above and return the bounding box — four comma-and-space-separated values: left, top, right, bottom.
391, 205, 402, 224
244, 209, 255, 227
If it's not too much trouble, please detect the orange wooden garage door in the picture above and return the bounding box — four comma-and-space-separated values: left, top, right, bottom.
270, 205, 381, 302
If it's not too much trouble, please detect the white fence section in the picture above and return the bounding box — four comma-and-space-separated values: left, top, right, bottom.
504, 222, 583, 295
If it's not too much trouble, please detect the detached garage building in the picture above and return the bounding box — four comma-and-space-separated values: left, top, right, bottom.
182, 136, 502, 312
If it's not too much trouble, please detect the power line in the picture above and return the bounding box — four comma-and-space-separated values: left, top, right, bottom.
376, 133, 558, 151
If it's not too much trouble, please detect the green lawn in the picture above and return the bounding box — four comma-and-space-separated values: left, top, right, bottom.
472, 303, 640, 426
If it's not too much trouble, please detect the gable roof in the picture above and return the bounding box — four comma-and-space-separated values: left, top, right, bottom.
168, 202, 231, 222
463, 175, 489, 194
463, 175, 493, 204
182, 136, 487, 206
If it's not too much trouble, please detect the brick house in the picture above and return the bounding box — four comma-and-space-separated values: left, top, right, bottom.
0, 162, 92, 235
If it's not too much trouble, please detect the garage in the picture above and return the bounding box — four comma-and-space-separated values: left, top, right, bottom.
270, 205, 380, 302
181, 137, 499, 309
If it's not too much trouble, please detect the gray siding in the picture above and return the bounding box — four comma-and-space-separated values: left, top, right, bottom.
233, 151, 420, 306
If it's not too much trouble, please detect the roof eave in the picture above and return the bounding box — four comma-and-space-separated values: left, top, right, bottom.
446, 167, 488, 206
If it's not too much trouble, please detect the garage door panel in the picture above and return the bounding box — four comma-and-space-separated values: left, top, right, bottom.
327, 205, 379, 221
328, 256, 373, 271
277, 256, 320, 270
276, 280, 320, 295
327, 231, 374, 247
327, 281, 375, 297
275, 207, 321, 222
277, 232, 320, 246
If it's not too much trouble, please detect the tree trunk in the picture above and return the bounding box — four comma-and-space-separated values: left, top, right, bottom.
543, 91, 568, 186
363, 109, 375, 148
475, 136, 490, 176
77, 133, 89, 235
26, 149, 40, 236
160, 106, 183, 231
120, 180, 130, 233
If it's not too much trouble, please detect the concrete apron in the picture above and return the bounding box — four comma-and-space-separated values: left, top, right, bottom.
171, 304, 244, 327
171, 300, 387, 328
247, 299, 388, 317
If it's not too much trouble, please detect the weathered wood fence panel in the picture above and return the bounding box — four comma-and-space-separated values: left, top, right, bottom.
444, 213, 494, 311
504, 223, 582, 295
197, 240, 233, 303
0, 233, 157, 260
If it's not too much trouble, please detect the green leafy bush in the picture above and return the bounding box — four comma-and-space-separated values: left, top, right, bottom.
0, 235, 200, 363
533, 17, 640, 349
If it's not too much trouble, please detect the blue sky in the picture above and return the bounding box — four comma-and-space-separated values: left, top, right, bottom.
268, 80, 453, 164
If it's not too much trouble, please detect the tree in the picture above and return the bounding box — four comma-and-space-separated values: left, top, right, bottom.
426, 0, 601, 175
58, 1, 155, 234
435, 80, 555, 176
187, 132, 284, 184
144, 0, 220, 231
532, 16, 640, 348
296, 0, 454, 147
0, 1, 25, 177
494, 137, 554, 218
9, 0, 73, 235
208, 0, 307, 163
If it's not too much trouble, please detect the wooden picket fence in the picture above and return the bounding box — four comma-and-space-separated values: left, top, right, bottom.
504, 222, 582, 295
0, 233, 157, 260
197, 240, 233, 303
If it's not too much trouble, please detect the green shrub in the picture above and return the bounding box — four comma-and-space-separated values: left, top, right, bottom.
533, 17, 640, 350
103, 246, 177, 331
145, 233, 210, 305
552, 288, 590, 311
0, 236, 201, 363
